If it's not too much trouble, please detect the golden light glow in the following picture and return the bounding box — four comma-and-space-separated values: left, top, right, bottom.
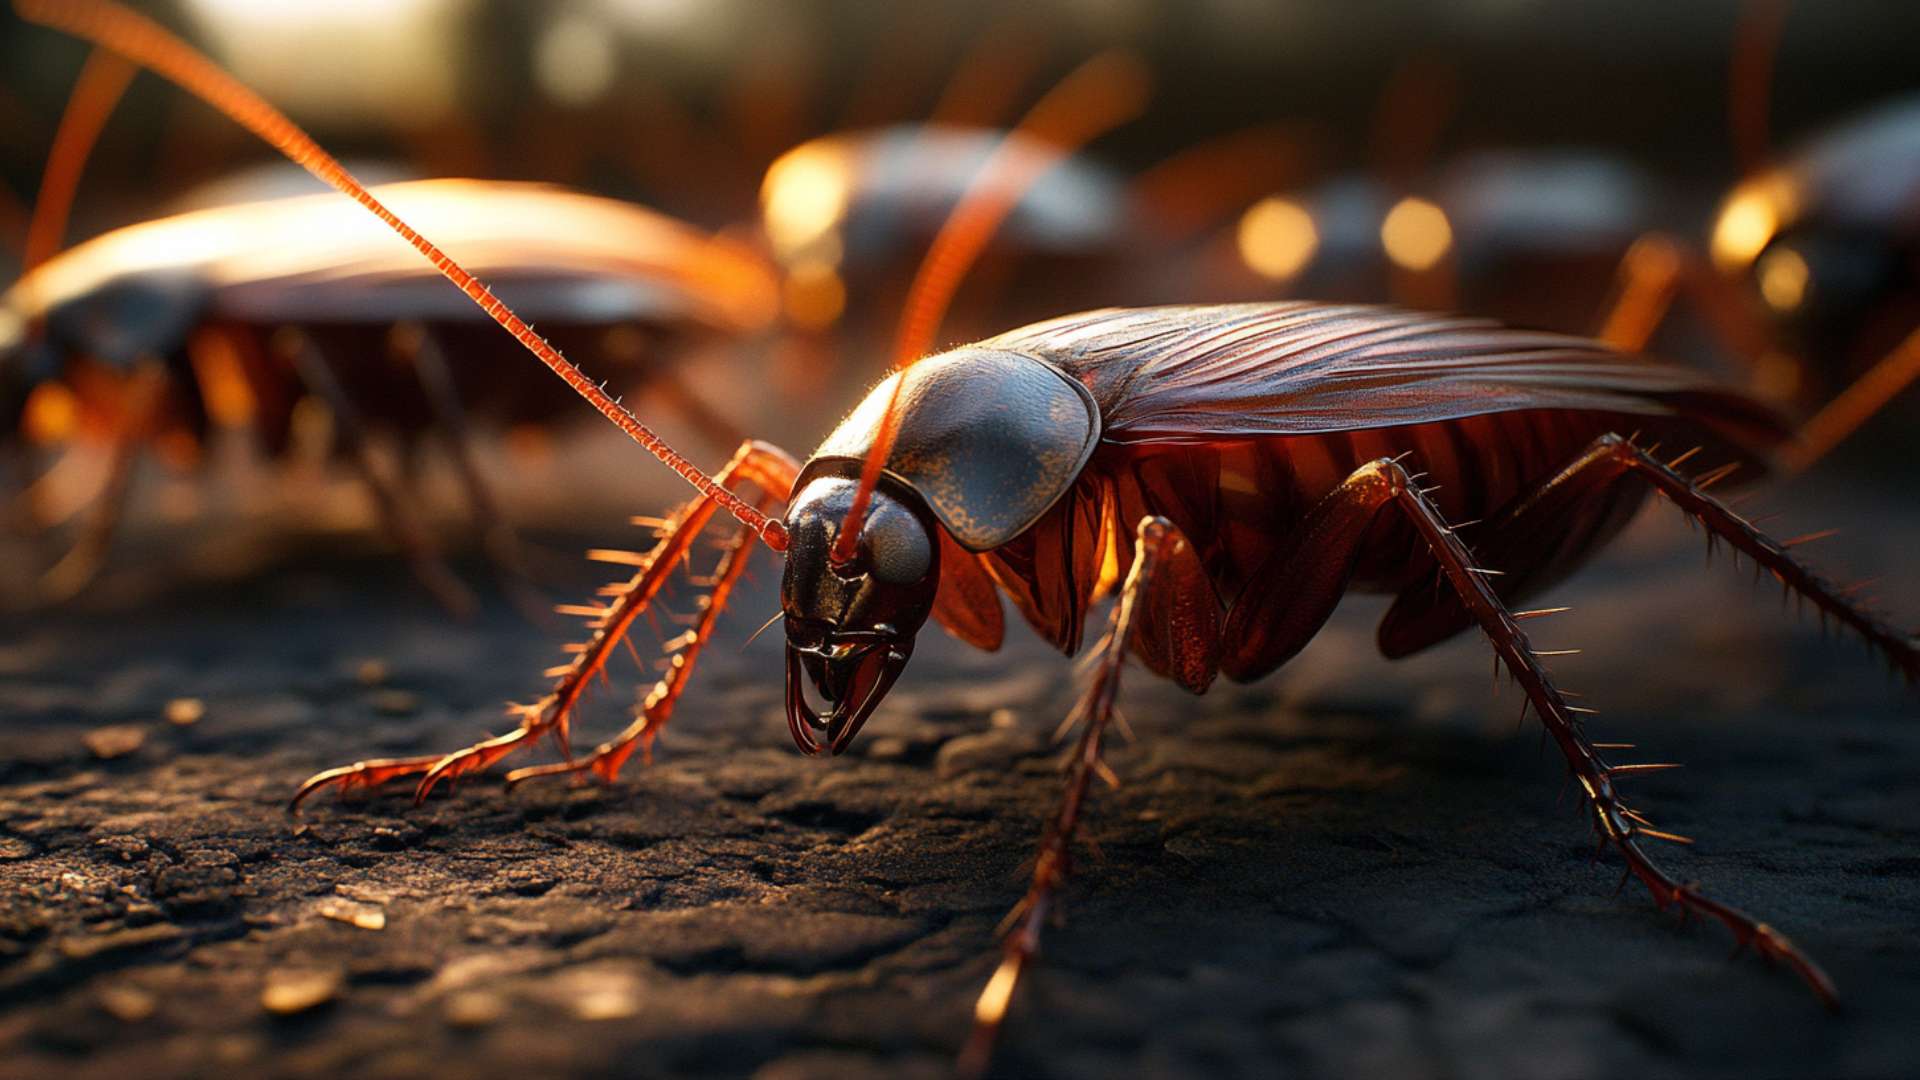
760, 141, 852, 263
23, 381, 80, 445
1381, 197, 1452, 272
1236, 196, 1318, 282
973, 954, 1022, 1025
1711, 172, 1798, 272
782, 259, 846, 331
1757, 246, 1810, 312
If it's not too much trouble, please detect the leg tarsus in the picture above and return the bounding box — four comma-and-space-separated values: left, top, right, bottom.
289, 754, 443, 813
286, 440, 798, 814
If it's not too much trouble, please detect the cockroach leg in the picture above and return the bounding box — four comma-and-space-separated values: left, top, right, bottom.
1383, 434, 1918, 678
394, 324, 543, 616
1596, 233, 1779, 380
1580, 436, 1909, 674
276, 328, 478, 619
1783, 323, 1920, 473
37, 358, 166, 602
287, 441, 798, 814
960, 517, 1211, 1079
1377, 455, 1841, 1007
506, 513, 765, 790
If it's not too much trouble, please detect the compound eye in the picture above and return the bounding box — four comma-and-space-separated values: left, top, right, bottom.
863, 503, 932, 585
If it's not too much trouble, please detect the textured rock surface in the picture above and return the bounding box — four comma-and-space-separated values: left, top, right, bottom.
2, 489, 1916, 1080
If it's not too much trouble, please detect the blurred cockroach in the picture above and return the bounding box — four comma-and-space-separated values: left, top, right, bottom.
1590, 4, 1920, 471
26, 2, 1917, 1076
760, 124, 1130, 337
1215, 151, 1660, 328
3, 89, 776, 608
1676, 94, 1920, 468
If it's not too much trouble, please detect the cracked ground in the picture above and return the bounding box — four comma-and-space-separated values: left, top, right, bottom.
2, 476, 1916, 1080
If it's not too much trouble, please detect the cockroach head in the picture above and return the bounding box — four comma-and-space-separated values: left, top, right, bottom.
779, 474, 939, 756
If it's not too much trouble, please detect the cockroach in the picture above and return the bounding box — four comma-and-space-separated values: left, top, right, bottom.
1216, 151, 1658, 329
1, 172, 776, 607
1690, 94, 1920, 467
26, 2, 1917, 1076
1, 42, 778, 606
761, 124, 1130, 290
758, 105, 1315, 345
1590, 5, 1920, 472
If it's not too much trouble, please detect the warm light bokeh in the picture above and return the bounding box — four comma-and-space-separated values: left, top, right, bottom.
1236, 196, 1318, 282
1380, 196, 1452, 272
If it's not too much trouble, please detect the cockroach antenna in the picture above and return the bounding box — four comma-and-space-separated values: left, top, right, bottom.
12, 0, 789, 552
22, 45, 134, 275
830, 50, 1151, 568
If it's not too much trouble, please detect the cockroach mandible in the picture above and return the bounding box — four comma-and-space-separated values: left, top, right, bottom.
22, 3, 1918, 1075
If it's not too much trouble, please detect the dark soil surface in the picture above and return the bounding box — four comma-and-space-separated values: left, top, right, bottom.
2, 482, 1916, 1080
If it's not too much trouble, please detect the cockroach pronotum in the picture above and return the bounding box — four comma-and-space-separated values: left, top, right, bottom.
3, 117, 777, 608
23, 3, 1917, 1076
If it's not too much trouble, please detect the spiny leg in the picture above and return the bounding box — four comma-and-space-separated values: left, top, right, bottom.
959, 517, 1215, 1079
287, 440, 798, 813
277, 327, 477, 618
1371, 454, 1841, 1005
393, 323, 545, 615
1381, 434, 1919, 680
505, 509, 765, 789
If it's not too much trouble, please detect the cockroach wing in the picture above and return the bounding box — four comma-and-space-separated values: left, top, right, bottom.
984, 303, 1789, 453
930, 529, 1005, 651
804, 349, 1102, 552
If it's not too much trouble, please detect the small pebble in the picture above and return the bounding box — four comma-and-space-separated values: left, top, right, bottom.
316, 898, 386, 931
164, 697, 205, 726
262, 968, 342, 1015
96, 984, 157, 1022
569, 972, 641, 1020
83, 725, 146, 760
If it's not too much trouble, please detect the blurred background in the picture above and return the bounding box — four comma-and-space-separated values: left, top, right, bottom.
3, 7, 1920, 1079
4, 0, 1920, 227
0, 0, 1916, 606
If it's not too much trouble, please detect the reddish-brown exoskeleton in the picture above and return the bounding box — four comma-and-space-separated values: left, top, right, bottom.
24, 3, 1917, 1076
